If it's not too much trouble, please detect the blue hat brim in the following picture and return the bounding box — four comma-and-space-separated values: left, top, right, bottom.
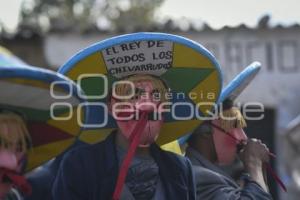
219, 62, 261, 103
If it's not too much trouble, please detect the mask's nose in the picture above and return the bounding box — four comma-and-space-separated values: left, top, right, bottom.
0, 150, 18, 170
232, 128, 248, 143
135, 93, 158, 112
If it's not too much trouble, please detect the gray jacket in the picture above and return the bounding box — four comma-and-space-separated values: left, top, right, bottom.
185, 147, 273, 200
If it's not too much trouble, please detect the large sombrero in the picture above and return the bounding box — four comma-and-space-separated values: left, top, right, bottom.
178, 62, 261, 145
58, 32, 222, 145
0, 46, 87, 171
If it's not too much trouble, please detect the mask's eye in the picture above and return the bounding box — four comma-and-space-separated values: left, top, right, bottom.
137, 88, 146, 96
197, 123, 213, 136
1, 140, 9, 149
16, 140, 23, 153
135, 88, 142, 94
151, 89, 163, 102
131, 88, 145, 100
152, 89, 159, 95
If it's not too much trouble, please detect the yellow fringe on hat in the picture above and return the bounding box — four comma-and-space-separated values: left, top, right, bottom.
0, 112, 31, 153
219, 107, 247, 131
114, 74, 169, 103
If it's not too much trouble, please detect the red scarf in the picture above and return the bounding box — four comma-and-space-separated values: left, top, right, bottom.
112, 111, 149, 200
0, 168, 32, 195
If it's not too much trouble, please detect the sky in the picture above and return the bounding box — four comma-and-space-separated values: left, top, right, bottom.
157, 0, 300, 29
0, 0, 22, 32
0, 0, 300, 32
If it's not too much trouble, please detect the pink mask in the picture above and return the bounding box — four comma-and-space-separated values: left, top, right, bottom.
0, 150, 19, 198
116, 118, 163, 147
112, 80, 163, 147
0, 150, 18, 171
212, 119, 247, 165
0, 150, 31, 196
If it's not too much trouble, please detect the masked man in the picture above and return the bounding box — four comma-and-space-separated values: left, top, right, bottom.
186, 100, 273, 199
0, 112, 32, 200
185, 64, 274, 199
52, 74, 196, 200
52, 32, 223, 200
0, 46, 87, 200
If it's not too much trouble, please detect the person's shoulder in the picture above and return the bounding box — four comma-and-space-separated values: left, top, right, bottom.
193, 165, 218, 176
160, 149, 191, 170
192, 165, 228, 185
61, 140, 107, 165
69, 140, 103, 154
163, 150, 188, 161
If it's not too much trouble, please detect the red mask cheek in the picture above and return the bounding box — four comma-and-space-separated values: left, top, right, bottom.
212, 120, 244, 165
212, 126, 237, 165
